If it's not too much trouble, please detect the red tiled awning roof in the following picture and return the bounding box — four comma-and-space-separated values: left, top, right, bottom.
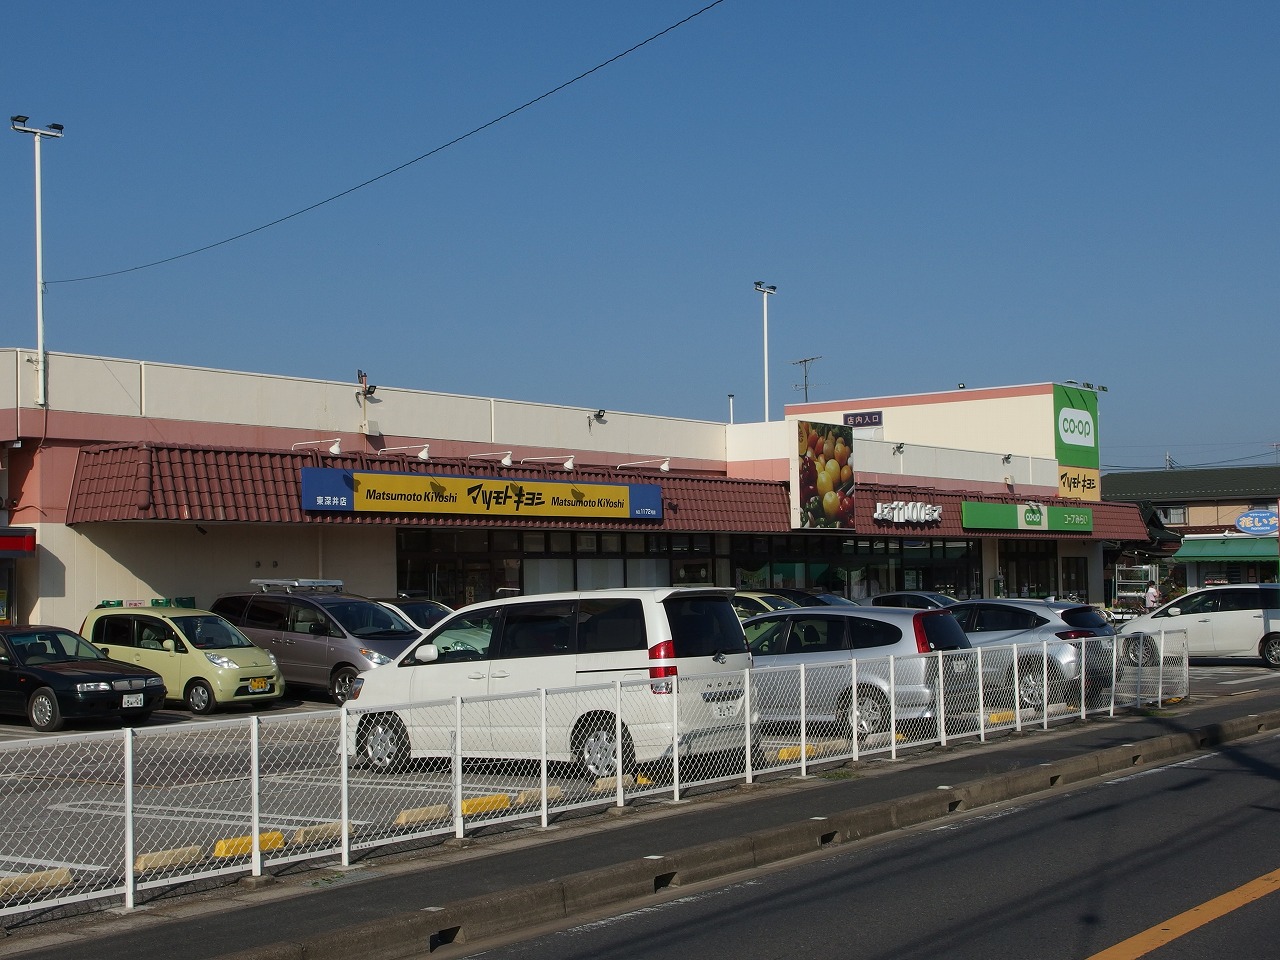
852, 482, 1149, 541
65, 443, 792, 533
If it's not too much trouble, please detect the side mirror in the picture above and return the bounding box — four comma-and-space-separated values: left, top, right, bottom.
414, 643, 440, 664
1166, 606, 1181, 618
162, 638, 176, 653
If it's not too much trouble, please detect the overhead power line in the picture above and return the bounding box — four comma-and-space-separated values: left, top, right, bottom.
50, 0, 726, 285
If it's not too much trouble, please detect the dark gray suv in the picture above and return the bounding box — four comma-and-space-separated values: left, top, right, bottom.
211, 579, 420, 704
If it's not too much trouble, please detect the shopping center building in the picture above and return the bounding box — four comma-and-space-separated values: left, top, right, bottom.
0, 348, 1148, 628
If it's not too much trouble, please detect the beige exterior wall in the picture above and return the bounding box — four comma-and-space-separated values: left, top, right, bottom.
21, 520, 396, 630
786, 384, 1060, 460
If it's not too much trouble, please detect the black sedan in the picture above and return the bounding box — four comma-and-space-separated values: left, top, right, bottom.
0, 626, 166, 732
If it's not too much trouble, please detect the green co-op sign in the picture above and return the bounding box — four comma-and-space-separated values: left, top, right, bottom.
962, 501, 1093, 532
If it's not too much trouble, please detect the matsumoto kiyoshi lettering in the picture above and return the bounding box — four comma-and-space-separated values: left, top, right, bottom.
299, 468, 662, 520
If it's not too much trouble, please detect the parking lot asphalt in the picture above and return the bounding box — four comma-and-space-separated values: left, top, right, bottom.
9, 684, 1280, 960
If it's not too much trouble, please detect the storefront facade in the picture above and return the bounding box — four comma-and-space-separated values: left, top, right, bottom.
0, 349, 1148, 626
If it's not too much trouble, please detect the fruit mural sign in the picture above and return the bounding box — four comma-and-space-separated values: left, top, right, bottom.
795, 420, 855, 528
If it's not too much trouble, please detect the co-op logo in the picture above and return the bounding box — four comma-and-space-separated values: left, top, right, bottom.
1023, 505, 1044, 526
1058, 408, 1095, 448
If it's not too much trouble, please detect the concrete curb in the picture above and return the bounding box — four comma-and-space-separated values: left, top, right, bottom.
213, 707, 1280, 960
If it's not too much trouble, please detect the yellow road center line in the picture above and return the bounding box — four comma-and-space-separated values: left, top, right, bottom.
1086, 867, 1280, 959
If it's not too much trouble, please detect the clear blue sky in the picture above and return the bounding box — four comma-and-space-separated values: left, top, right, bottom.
3, 1, 1276, 471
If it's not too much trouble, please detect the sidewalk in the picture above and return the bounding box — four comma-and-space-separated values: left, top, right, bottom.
9, 691, 1280, 960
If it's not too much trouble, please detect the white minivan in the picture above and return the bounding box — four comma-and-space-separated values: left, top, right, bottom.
345, 587, 754, 777
1120, 583, 1280, 667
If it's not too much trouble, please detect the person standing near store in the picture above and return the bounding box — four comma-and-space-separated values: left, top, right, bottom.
1144, 580, 1161, 611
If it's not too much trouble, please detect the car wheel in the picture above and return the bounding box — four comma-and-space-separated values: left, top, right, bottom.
358, 714, 409, 773
842, 686, 890, 739
1124, 635, 1159, 668
1012, 659, 1061, 711
329, 666, 359, 706
574, 714, 635, 781
28, 688, 64, 733
185, 679, 217, 715
1261, 635, 1280, 669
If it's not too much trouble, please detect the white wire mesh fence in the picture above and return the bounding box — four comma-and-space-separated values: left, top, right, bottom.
0, 632, 1188, 919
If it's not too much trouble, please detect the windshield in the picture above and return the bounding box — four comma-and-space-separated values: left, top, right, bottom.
388, 601, 452, 630
171, 615, 257, 649
322, 599, 420, 639
7, 630, 106, 664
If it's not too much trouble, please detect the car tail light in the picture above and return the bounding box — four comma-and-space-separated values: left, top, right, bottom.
649, 639, 677, 693
912, 614, 933, 654
1055, 630, 1094, 641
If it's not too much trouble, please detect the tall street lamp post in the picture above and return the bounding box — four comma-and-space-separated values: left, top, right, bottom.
754, 281, 777, 421
11, 115, 64, 408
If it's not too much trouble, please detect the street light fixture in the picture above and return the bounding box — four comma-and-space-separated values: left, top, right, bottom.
11, 115, 64, 408
754, 281, 777, 421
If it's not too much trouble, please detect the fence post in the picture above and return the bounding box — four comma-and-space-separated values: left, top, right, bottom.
339, 709, 350, 867
850, 658, 860, 763
976, 646, 987, 742
1157, 630, 1166, 706
744, 666, 754, 785
123, 726, 135, 910
798, 662, 808, 778
936, 651, 948, 747
453, 696, 464, 839
614, 681, 625, 807
1078, 643, 1087, 721
1109, 633, 1118, 718
1041, 643, 1050, 731
1012, 648, 1023, 733
250, 715, 262, 876
539, 688, 549, 829
1180, 631, 1190, 700
671, 673, 681, 803
889, 656, 898, 760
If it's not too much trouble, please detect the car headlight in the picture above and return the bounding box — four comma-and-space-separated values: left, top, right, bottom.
145, 676, 165, 687
204, 652, 237, 669
268, 652, 279, 668
359, 649, 392, 666
76, 682, 111, 693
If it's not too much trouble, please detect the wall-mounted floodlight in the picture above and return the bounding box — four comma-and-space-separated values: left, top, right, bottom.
892, 443, 905, 455
467, 450, 513, 467
292, 438, 342, 455
617, 458, 670, 472
520, 455, 574, 471
378, 444, 430, 461
587, 409, 608, 430
1002, 454, 1013, 464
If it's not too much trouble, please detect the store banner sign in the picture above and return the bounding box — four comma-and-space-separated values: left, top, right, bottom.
1053, 385, 1100, 470
1236, 510, 1279, 536
962, 501, 1093, 532
300, 468, 663, 520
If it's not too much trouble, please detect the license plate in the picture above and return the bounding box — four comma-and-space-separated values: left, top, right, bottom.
248, 677, 268, 693
711, 702, 740, 720
122, 693, 144, 708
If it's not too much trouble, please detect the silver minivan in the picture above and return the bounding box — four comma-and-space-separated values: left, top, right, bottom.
346, 587, 754, 777
211, 579, 421, 704
1120, 584, 1280, 667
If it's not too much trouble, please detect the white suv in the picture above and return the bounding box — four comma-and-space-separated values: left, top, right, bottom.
346, 587, 753, 777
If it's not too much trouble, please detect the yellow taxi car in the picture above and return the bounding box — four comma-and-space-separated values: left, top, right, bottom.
80, 600, 284, 714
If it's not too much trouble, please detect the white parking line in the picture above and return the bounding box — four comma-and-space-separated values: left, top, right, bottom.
1221, 674, 1280, 685
0, 855, 111, 873
49, 800, 370, 829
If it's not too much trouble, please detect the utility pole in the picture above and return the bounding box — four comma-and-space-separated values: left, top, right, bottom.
791, 356, 822, 402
